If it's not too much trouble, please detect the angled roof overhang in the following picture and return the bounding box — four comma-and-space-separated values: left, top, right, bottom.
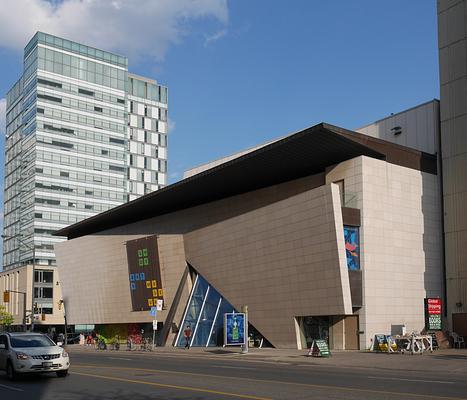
56, 122, 436, 239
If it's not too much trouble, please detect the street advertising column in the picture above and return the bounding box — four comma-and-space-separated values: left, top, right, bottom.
224, 313, 246, 346
126, 235, 164, 311
425, 298, 442, 331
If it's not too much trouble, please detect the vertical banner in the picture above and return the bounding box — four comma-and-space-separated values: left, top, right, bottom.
126, 235, 164, 311
224, 313, 246, 346
344, 226, 360, 270
425, 298, 442, 331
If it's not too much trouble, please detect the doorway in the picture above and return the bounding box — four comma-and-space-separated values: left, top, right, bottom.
344, 316, 359, 350
452, 313, 467, 336
297, 316, 330, 349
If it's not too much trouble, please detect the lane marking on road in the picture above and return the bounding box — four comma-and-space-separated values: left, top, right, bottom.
368, 376, 455, 385
107, 357, 133, 361
213, 365, 257, 370
72, 351, 288, 366
72, 364, 467, 400
71, 371, 271, 400
0, 383, 24, 392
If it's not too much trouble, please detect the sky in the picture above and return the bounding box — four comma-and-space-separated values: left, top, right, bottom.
0, 0, 439, 226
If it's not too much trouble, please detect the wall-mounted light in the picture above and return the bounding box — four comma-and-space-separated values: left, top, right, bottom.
455, 302, 463, 308
391, 126, 402, 136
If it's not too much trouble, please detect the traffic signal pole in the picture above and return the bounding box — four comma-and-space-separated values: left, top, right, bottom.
4, 290, 28, 332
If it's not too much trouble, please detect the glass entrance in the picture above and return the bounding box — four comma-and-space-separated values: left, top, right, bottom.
175, 274, 237, 347
175, 270, 271, 347
297, 316, 330, 349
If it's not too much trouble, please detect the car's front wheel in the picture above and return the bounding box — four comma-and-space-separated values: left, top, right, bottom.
6, 361, 17, 381
56, 369, 68, 378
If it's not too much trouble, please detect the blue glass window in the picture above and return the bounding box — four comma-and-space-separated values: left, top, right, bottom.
176, 274, 237, 347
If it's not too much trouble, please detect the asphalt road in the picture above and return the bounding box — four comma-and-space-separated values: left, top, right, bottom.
1, 350, 467, 400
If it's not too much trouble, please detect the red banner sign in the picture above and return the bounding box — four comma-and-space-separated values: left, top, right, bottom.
427, 298, 441, 315
425, 298, 442, 331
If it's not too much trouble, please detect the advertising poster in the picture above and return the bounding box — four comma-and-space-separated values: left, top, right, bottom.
224, 313, 246, 346
126, 235, 164, 311
344, 226, 360, 270
425, 298, 442, 331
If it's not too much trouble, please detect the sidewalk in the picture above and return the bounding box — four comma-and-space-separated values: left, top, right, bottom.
68, 344, 467, 375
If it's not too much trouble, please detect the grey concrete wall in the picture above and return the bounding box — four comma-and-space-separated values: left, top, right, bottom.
356, 100, 440, 154
183, 184, 352, 348
54, 174, 325, 328
326, 156, 443, 349
438, 0, 467, 325
55, 234, 188, 326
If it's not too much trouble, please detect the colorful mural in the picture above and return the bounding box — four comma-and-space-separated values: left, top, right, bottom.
344, 226, 360, 270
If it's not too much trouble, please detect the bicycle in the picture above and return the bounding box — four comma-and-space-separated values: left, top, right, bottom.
97, 338, 107, 350
140, 337, 152, 352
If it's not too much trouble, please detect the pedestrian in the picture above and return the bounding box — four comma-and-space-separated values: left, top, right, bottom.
183, 324, 192, 349
58, 332, 65, 346
79, 333, 85, 345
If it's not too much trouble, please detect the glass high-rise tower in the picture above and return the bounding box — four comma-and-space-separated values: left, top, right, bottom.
3, 32, 168, 271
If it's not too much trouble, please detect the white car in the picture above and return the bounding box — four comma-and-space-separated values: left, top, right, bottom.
0, 332, 70, 380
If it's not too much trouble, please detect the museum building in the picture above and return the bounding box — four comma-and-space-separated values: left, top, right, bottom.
54, 122, 443, 350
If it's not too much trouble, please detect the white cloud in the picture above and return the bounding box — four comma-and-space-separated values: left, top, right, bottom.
0, 98, 6, 135
204, 28, 227, 46
0, 0, 228, 62
168, 118, 176, 133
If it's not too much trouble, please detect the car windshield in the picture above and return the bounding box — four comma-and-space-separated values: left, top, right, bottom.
10, 335, 55, 348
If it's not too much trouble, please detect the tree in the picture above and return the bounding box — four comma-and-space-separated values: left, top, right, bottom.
0, 305, 14, 329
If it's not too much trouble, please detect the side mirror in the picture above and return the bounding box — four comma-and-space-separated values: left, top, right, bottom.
0, 343, 6, 350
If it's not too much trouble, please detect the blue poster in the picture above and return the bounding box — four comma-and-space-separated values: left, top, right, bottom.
224, 313, 246, 345
344, 225, 360, 270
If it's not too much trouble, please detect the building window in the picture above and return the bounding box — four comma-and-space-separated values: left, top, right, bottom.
334, 180, 345, 205
344, 226, 360, 270
78, 88, 94, 96
34, 287, 53, 299
35, 270, 53, 283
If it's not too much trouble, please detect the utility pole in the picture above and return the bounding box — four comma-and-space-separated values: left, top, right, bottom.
59, 299, 68, 346
241, 305, 249, 354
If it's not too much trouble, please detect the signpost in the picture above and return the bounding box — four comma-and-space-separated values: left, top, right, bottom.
152, 319, 158, 349
224, 312, 246, 346
307, 339, 331, 357
425, 298, 442, 331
